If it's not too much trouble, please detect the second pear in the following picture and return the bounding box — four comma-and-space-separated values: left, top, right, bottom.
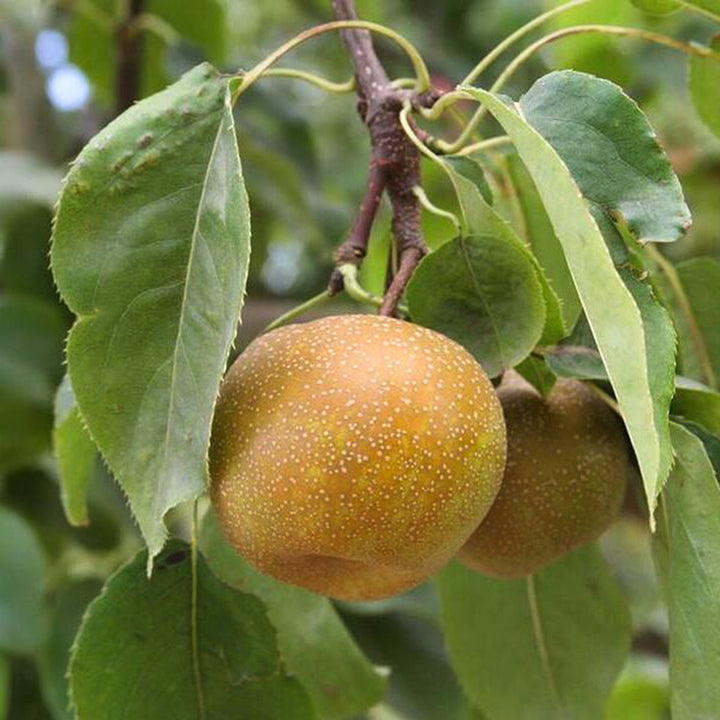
459, 373, 633, 578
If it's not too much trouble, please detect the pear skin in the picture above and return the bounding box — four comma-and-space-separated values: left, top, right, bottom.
210, 314, 507, 600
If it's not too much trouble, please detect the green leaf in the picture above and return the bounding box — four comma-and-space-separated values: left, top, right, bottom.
0, 507, 46, 654
38, 578, 103, 720
672, 377, 720, 435
70, 542, 314, 720
51, 64, 252, 560
52, 376, 98, 527
514, 355, 557, 397
544, 345, 607, 381
67, 0, 115, 107
442, 158, 567, 344
621, 269, 677, 501
505, 155, 581, 332
154, 0, 226, 61
467, 85, 672, 519
157, 0, 225, 62
690, 37, 720, 139
200, 510, 386, 719
438, 547, 630, 720
444, 156, 493, 206
519, 71, 691, 244
407, 235, 545, 378
632, 0, 680, 13
341, 605, 470, 720
675, 257, 720, 388
138, 0, 227, 98
544, 270, 677, 500
0, 296, 66, 471
679, 420, 720, 480
653, 423, 720, 719
651, 256, 717, 389
0, 205, 57, 303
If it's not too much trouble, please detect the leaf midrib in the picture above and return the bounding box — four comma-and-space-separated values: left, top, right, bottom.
156, 102, 229, 524
448, 165, 511, 368
457, 235, 509, 367
526, 575, 563, 718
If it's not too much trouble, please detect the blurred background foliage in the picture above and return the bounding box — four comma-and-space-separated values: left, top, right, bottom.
1, 0, 717, 717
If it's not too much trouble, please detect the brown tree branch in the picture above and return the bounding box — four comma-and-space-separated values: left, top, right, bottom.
115, 0, 145, 115
333, 0, 390, 98
330, 0, 431, 316
328, 163, 388, 295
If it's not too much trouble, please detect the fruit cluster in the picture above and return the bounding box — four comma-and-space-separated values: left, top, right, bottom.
210, 315, 633, 601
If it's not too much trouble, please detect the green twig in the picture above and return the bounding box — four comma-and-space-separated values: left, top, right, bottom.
419, 89, 471, 122
338, 263, 410, 315
462, 0, 591, 86
259, 68, 355, 93
437, 25, 720, 155
422, 0, 589, 150
456, 135, 513, 157
492, 24, 720, 95
399, 103, 456, 184
390, 77, 417, 88
412, 185, 461, 235
421, 0, 590, 124
233, 20, 431, 102
339, 263, 384, 308
263, 291, 334, 333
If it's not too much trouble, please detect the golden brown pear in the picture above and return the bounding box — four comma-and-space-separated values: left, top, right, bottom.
459, 373, 632, 578
210, 314, 506, 601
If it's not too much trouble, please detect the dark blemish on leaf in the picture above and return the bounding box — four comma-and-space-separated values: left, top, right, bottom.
136, 133, 153, 149
164, 550, 189, 566
112, 151, 134, 173
67, 180, 90, 196
131, 151, 161, 174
